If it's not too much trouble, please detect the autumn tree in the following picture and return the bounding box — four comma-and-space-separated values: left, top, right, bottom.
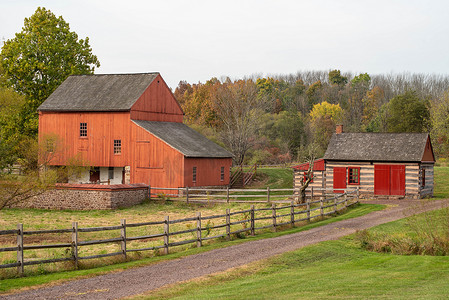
213, 79, 267, 165
387, 90, 430, 132
1, 7, 100, 136
430, 92, 449, 157
329, 69, 348, 87
309, 101, 343, 155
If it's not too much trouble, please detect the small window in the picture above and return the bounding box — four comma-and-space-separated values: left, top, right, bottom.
108, 167, 114, 180
80, 123, 87, 137
114, 140, 121, 155
422, 169, 426, 187
348, 167, 360, 185
193, 166, 197, 183
46, 139, 54, 153
220, 167, 225, 181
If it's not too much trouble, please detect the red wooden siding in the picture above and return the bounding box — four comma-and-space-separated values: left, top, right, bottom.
39, 111, 131, 167
293, 159, 325, 171
422, 136, 435, 162
130, 75, 184, 123
374, 165, 405, 196
184, 158, 232, 187
333, 167, 347, 193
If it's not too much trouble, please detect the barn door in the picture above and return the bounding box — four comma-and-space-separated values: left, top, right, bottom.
374, 165, 405, 196
333, 167, 347, 193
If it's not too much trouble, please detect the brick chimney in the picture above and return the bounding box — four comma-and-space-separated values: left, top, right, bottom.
336, 124, 343, 134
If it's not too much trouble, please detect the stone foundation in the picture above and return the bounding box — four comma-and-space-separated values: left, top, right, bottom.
16, 183, 149, 210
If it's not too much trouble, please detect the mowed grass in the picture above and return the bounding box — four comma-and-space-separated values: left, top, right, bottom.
139, 209, 449, 300
434, 166, 449, 199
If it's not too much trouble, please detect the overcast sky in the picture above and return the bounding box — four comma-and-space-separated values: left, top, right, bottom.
1, 0, 449, 89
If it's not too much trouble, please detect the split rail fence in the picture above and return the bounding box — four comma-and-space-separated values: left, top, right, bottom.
0, 190, 359, 275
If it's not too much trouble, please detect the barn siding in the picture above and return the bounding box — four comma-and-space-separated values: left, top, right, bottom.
184, 158, 232, 187
130, 75, 183, 123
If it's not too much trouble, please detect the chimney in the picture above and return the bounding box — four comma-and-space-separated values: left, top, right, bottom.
336, 124, 343, 134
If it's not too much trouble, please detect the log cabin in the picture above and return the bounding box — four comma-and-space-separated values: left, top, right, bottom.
38, 73, 233, 189
294, 125, 435, 199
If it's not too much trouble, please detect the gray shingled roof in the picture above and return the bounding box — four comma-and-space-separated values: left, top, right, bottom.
323, 132, 430, 162
132, 120, 233, 158
38, 73, 159, 111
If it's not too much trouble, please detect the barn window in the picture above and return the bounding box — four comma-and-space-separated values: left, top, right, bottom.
220, 167, 225, 181
348, 167, 360, 185
46, 139, 54, 153
114, 140, 121, 154
108, 167, 114, 180
80, 123, 87, 137
193, 167, 197, 183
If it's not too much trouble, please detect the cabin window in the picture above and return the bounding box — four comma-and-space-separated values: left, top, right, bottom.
348, 167, 360, 185
193, 167, 197, 183
80, 123, 87, 137
220, 167, 225, 181
114, 140, 121, 154
46, 139, 54, 153
108, 167, 114, 180
422, 169, 426, 187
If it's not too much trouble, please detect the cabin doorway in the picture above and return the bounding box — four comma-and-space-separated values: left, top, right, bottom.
90, 167, 100, 183
333, 167, 347, 193
374, 165, 405, 196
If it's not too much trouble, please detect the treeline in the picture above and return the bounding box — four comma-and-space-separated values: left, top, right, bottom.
174, 70, 449, 165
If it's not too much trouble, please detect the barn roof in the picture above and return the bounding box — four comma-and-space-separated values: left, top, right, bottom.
38, 73, 159, 111
323, 132, 432, 162
132, 120, 233, 158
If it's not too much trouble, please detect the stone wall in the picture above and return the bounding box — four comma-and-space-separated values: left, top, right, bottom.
16, 183, 148, 210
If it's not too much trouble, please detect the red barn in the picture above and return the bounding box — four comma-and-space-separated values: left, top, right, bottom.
293, 126, 435, 199
38, 73, 233, 189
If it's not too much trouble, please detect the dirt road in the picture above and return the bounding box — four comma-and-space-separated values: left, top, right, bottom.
3, 199, 447, 299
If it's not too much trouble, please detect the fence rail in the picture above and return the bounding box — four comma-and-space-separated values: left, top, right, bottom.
0, 190, 359, 275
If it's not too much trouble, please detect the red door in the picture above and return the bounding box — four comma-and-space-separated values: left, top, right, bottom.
333, 167, 347, 193
374, 165, 405, 196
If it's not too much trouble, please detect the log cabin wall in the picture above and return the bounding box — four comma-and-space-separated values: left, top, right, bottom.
293, 170, 325, 199
420, 163, 434, 197
39, 111, 131, 168
130, 74, 184, 123
184, 158, 232, 187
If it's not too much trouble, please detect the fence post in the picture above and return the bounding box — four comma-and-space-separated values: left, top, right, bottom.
334, 196, 337, 213
121, 219, 127, 259
148, 185, 151, 199
344, 193, 348, 208
17, 223, 23, 275
250, 205, 255, 236
311, 186, 314, 200
320, 199, 324, 218
356, 187, 360, 202
226, 208, 231, 240
306, 199, 311, 221
186, 187, 189, 204
267, 187, 271, 203
72, 222, 78, 269
272, 203, 277, 232
164, 216, 169, 255
290, 200, 295, 227
197, 212, 202, 248
226, 186, 230, 203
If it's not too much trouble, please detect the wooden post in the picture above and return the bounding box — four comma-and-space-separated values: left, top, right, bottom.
334, 196, 337, 213
320, 199, 324, 217
148, 185, 151, 199
267, 187, 270, 203
290, 200, 295, 227
311, 186, 314, 200
226, 186, 230, 203
72, 222, 78, 269
186, 187, 189, 203
306, 199, 311, 221
197, 212, 202, 248
121, 219, 127, 259
164, 216, 169, 255
17, 223, 23, 275
250, 205, 255, 236
344, 193, 348, 207
226, 208, 231, 241
272, 203, 277, 231
356, 187, 360, 202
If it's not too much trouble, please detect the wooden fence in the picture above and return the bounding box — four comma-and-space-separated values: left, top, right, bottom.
149, 186, 358, 203
0, 190, 359, 275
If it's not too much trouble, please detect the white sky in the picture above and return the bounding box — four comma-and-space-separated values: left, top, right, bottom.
1, 0, 449, 89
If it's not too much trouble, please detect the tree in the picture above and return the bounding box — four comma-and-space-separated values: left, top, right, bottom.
430, 92, 449, 157
387, 90, 430, 132
213, 79, 267, 165
329, 69, 348, 87
309, 102, 343, 155
1, 7, 100, 136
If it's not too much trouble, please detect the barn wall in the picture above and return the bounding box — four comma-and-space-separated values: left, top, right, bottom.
130, 74, 183, 123
39, 111, 131, 168
130, 122, 185, 188
184, 158, 232, 187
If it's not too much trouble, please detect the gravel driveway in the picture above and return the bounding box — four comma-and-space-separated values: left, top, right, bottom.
3, 199, 448, 300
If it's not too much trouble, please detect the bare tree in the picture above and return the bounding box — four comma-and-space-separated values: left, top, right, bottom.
213, 78, 268, 165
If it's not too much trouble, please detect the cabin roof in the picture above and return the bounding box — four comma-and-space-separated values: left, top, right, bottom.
38, 73, 159, 112
323, 132, 433, 162
132, 120, 233, 158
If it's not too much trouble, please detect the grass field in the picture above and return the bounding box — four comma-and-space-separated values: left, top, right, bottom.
140, 208, 449, 300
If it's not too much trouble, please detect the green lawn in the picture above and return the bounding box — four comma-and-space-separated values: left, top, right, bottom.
140, 208, 449, 300
434, 166, 449, 199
